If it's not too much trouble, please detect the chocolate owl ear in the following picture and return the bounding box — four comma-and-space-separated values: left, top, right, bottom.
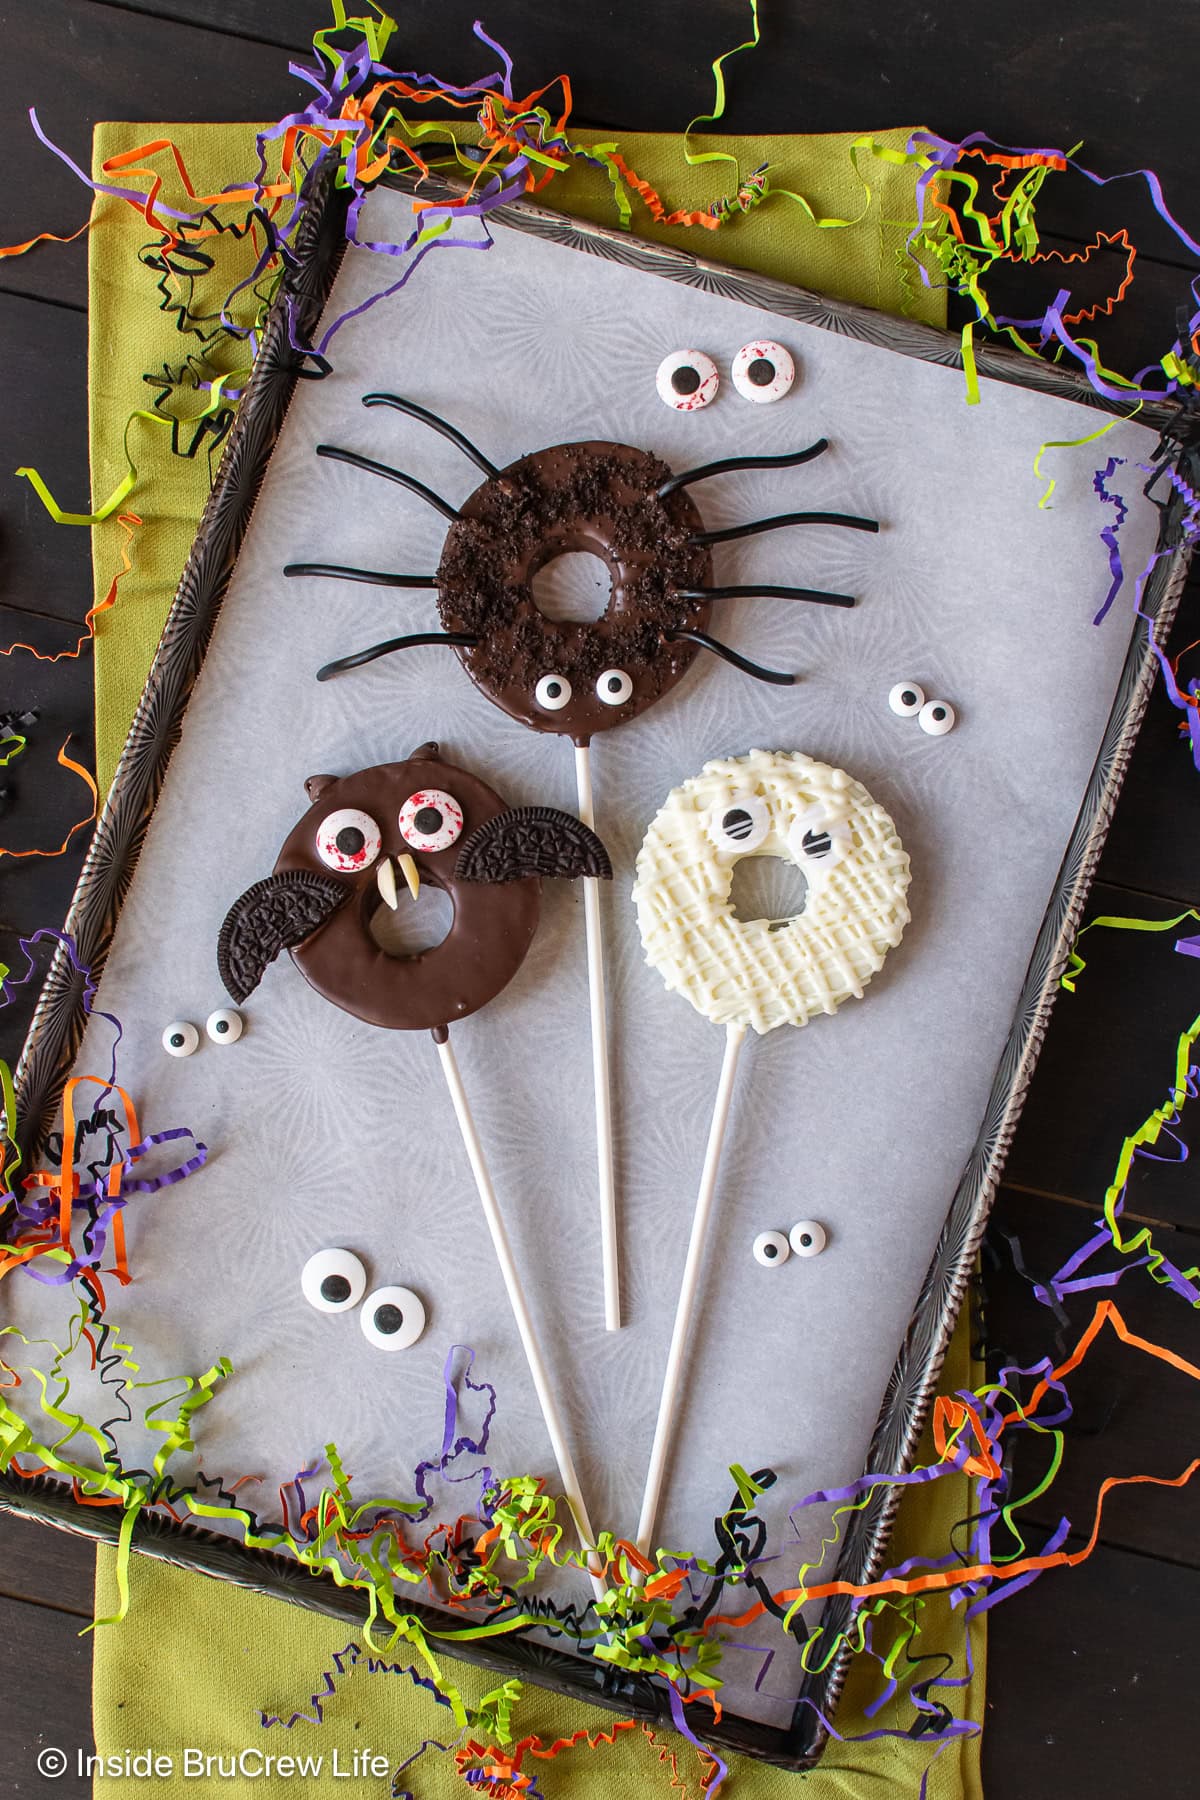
455, 807, 612, 884
217, 870, 350, 1002
304, 773, 338, 801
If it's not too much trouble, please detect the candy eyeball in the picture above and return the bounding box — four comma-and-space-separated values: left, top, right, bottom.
205, 1006, 243, 1045
731, 340, 795, 403
398, 789, 464, 852
656, 348, 719, 412
787, 803, 850, 871
595, 668, 633, 707
918, 699, 956, 737
534, 672, 573, 712
301, 1247, 367, 1313
360, 1285, 426, 1351
708, 794, 770, 854
789, 1220, 828, 1258
162, 1020, 199, 1058
753, 1229, 791, 1267
316, 807, 381, 873
888, 681, 925, 718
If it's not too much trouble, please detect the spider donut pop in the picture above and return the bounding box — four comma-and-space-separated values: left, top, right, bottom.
630, 749, 911, 1558
218, 742, 610, 1577
285, 393, 879, 1332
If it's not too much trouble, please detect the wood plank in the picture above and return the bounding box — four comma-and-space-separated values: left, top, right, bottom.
0, 0, 308, 311
1004, 879, 1200, 1224
0, 1589, 93, 1795
15, 0, 1197, 299
0, 1509, 96, 1617
83, 0, 751, 126
0, 293, 91, 626
0, 616, 95, 979
987, 1187, 1200, 1565
964, 227, 1198, 389
0, 609, 95, 1066
1100, 595, 1200, 906
93, 0, 1200, 234
982, 1541, 1196, 1798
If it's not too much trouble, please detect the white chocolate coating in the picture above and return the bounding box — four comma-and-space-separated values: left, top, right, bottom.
633, 749, 911, 1034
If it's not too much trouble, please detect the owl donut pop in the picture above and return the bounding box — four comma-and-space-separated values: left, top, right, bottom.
630, 749, 911, 1558
284, 390, 879, 1330
217, 742, 610, 1576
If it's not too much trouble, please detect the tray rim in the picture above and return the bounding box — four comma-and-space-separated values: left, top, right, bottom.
5, 159, 1194, 1772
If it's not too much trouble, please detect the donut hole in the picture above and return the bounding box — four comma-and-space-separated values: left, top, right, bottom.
728, 856, 810, 929
367, 883, 454, 957
530, 551, 612, 623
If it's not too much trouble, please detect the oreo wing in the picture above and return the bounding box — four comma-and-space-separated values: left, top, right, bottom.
455, 807, 612, 884
217, 869, 349, 1002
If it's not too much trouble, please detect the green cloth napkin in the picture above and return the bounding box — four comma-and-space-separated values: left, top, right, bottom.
88, 122, 978, 1797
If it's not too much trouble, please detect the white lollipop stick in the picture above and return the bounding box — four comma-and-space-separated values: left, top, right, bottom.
635, 1020, 747, 1559
435, 1032, 605, 1595
573, 742, 620, 1332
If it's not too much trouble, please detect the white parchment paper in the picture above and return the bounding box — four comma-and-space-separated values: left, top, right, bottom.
5, 190, 1163, 1727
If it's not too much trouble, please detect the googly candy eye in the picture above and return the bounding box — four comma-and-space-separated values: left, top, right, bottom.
753, 1229, 791, 1267
534, 672, 573, 712
316, 807, 381, 873
888, 681, 925, 718
595, 668, 633, 707
360, 1284, 426, 1351
398, 789, 464, 852
787, 803, 850, 871
162, 1020, 199, 1058
205, 1006, 243, 1045
918, 699, 956, 737
708, 794, 770, 854
731, 340, 795, 404
655, 349, 719, 412
301, 1247, 367, 1314
789, 1220, 828, 1258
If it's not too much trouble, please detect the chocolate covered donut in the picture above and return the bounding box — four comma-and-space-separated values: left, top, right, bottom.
218, 743, 611, 1034
286, 393, 880, 728
434, 442, 712, 744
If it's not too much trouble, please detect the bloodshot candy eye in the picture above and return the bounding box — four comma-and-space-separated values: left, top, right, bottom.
731, 340, 795, 403
398, 789, 463, 852
655, 348, 720, 411
315, 807, 381, 873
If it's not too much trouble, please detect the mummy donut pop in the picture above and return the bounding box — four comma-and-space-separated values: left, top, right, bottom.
631, 748, 911, 1557
284, 393, 879, 1330
218, 743, 609, 1574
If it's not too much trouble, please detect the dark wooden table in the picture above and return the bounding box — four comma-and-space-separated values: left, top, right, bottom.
1, 3, 1198, 1792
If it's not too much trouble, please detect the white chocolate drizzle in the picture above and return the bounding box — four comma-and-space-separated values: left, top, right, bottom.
633, 749, 911, 1034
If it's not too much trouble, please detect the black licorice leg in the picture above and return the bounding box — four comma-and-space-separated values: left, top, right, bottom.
283, 563, 438, 587
674, 583, 856, 609
657, 438, 830, 499
315, 444, 459, 521
362, 393, 500, 480
317, 632, 478, 681
689, 511, 879, 545
663, 627, 796, 685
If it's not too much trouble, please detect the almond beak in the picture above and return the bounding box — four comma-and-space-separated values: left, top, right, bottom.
397, 851, 421, 902
375, 855, 399, 911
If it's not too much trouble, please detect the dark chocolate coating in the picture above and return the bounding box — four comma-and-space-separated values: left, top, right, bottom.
273, 755, 541, 1033
435, 442, 713, 744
